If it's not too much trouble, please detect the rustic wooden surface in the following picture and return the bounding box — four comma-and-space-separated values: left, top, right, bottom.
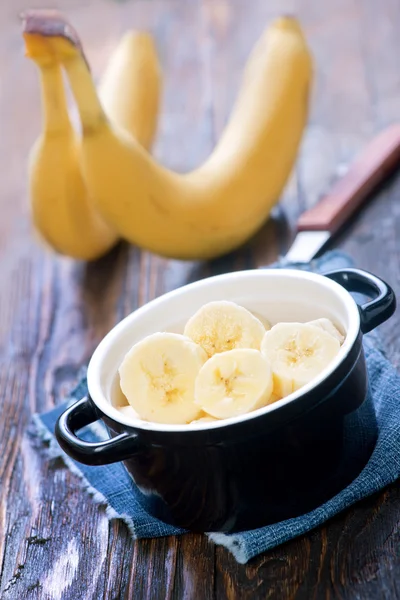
1, 0, 400, 598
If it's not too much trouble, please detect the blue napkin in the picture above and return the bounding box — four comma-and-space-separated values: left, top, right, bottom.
33, 251, 400, 564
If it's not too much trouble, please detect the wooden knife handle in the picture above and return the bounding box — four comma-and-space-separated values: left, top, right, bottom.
297, 124, 400, 233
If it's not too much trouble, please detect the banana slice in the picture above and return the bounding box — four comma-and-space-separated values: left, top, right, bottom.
251, 310, 271, 331
119, 332, 207, 424
269, 393, 282, 404
307, 318, 345, 344
118, 405, 140, 420
194, 348, 273, 419
191, 413, 220, 424
184, 301, 266, 358
261, 323, 341, 397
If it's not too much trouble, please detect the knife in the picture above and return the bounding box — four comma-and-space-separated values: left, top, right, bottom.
284, 124, 400, 264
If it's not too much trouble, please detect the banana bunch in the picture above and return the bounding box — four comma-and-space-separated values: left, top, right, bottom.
22, 10, 313, 261
118, 302, 344, 425
22, 11, 161, 260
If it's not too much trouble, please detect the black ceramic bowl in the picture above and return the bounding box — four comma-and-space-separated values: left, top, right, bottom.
56, 267, 395, 532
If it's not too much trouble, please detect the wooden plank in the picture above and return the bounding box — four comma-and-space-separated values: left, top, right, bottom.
342, 0, 400, 365
207, 0, 400, 599
0, 0, 217, 598
214, 490, 400, 600
0, 0, 400, 598
124, 535, 215, 600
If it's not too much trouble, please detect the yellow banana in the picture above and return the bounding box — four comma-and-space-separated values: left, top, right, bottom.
99, 31, 161, 151
23, 12, 312, 260
22, 12, 161, 260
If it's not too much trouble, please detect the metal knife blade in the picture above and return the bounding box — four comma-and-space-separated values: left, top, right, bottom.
283, 124, 400, 264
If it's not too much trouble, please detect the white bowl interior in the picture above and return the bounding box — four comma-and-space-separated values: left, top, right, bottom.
87, 269, 360, 432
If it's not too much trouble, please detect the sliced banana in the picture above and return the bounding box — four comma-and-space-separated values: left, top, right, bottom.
307, 318, 345, 344
191, 413, 219, 424
118, 404, 140, 420
269, 393, 282, 404
194, 348, 273, 419
250, 310, 271, 331
261, 323, 340, 397
119, 332, 207, 424
184, 301, 266, 358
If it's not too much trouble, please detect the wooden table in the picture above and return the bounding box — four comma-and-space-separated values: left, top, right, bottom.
1, 0, 400, 598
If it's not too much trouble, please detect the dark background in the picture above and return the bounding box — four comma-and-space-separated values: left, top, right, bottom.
1, 0, 400, 598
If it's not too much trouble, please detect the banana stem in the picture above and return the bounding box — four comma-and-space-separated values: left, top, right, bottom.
63, 57, 108, 133
39, 64, 71, 135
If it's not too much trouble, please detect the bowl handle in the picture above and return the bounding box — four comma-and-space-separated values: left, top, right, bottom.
324, 267, 396, 334
55, 396, 139, 466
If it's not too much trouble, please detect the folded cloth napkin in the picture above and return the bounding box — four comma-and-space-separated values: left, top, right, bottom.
33, 251, 400, 564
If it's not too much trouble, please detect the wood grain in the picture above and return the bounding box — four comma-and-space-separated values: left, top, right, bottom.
0, 0, 400, 598
297, 124, 400, 234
